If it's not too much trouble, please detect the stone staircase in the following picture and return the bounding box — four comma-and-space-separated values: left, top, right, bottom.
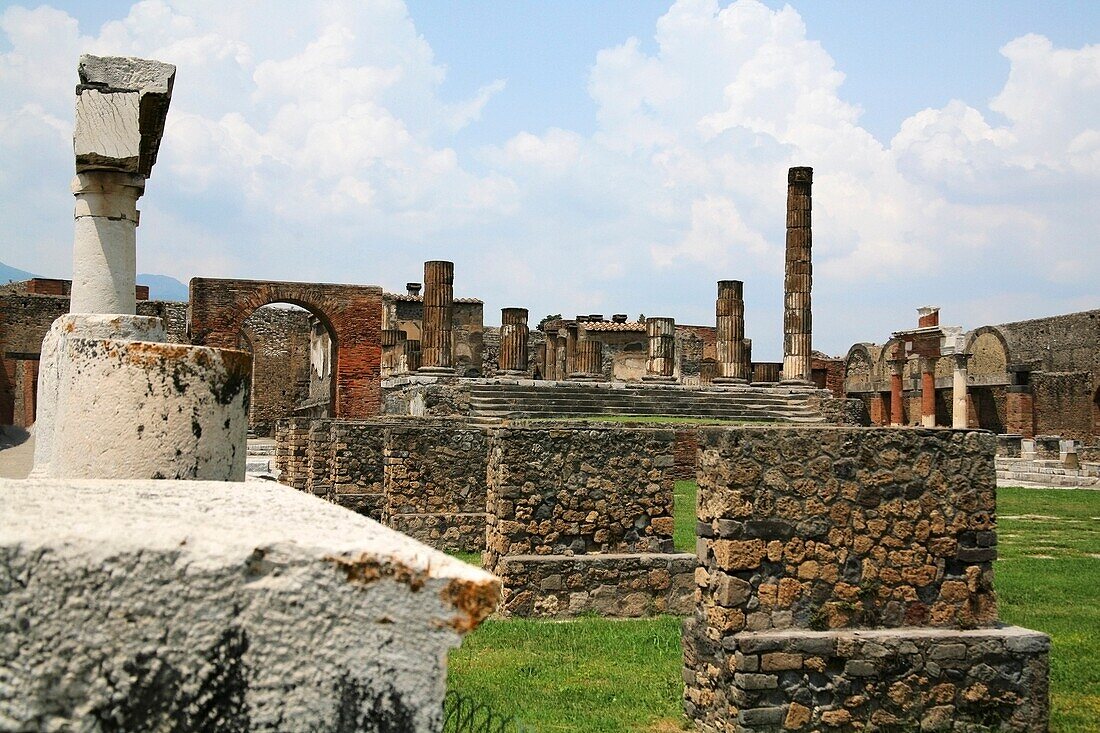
467, 381, 825, 424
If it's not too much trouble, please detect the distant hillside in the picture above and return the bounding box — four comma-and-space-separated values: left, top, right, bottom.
0, 261, 37, 283
137, 273, 189, 302
0, 261, 188, 302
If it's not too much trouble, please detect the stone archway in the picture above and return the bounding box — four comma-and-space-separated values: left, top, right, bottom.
188, 278, 383, 418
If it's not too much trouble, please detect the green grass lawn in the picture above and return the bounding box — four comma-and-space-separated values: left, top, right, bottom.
448, 486, 1100, 732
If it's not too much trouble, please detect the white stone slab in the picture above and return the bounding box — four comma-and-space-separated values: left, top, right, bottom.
1, 477, 500, 730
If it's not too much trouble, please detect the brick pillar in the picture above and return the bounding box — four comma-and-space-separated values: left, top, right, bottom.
644, 317, 677, 383
499, 308, 529, 375
1006, 388, 1035, 438
715, 280, 748, 384
419, 260, 454, 374
570, 336, 602, 380
890, 359, 905, 427
870, 393, 887, 426
920, 356, 937, 427
782, 166, 813, 383
952, 353, 970, 429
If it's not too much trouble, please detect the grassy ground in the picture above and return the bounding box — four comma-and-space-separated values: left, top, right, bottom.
448, 486, 1100, 732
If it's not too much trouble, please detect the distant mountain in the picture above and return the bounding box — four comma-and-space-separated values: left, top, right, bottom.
137, 273, 189, 302
0, 261, 38, 283
0, 260, 188, 302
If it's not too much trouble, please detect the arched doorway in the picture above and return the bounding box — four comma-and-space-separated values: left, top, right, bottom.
238, 303, 337, 435
188, 278, 383, 421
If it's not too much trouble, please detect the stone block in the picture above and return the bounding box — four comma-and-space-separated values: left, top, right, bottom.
0, 477, 499, 730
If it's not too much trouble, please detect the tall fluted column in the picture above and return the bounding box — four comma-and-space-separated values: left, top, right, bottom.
499, 308, 529, 375
782, 166, 813, 383
715, 280, 747, 383
570, 335, 602, 380
920, 356, 938, 428
952, 353, 970, 429
419, 260, 454, 374
644, 317, 677, 382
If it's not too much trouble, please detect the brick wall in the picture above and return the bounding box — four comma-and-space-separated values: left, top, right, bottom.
1032, 371, 1093, 441
189, 278, 383, 418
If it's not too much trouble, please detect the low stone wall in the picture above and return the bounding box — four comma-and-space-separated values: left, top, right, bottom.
486, 425, 694, 617
683, 426, 1050, 731
683, 626, 1049, 731
497, 553, 695, 617
274, 416, 310, 490
383, 423, 488, 552
331, 420, 388, 519
382, 375, 472, 417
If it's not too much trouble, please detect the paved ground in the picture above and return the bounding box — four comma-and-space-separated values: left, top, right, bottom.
0, 427, 33, 479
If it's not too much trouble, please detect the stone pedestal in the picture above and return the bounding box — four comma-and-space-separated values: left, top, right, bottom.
498, 307, 529, 376
781, 167, 813, 384
419, 260, 454, 375
715, 280, 748, 384
643, 317, 677, 383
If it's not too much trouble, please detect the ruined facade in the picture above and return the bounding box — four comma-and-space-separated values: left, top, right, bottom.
844, 307, 1100, 444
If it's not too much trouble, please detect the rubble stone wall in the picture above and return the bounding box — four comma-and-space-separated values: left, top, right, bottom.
684, 426, 1050, 731
486, 425, 694, 617
383, 423, 489, 552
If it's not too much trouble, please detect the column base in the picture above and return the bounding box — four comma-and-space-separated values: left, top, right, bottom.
641, 375, 677, 383
711, 377, 748, 385
779, 378, 814, 387
921, 415, 936, 428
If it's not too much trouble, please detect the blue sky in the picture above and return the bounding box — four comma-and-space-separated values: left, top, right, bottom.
0, 0, 1097, 359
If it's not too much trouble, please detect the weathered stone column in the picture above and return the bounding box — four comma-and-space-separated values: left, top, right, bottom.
34, 55, 250, 481
499, 307, 529, 376
419, 260, 454, 374
920, 356, 938, 427
714, 280, 747, 383
569, 335, 602, 380
952, 352, 970, 429
564, 325, 577, 378
68, 56, 174, 315
890, 356, 906, 426
543, 334, 558, 380
644, 317, 677, 383
782, 166, 813, 384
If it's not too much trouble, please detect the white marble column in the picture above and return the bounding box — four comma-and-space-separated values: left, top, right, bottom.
952, 353, 970, 429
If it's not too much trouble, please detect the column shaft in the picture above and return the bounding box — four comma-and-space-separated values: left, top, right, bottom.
921, 357, 937, 428
419, 260, 453, 373
890, 360, 905, 426
782, 167, 813, 383
715, 280, 748, 383
70, 172, 146, 315
644, 317, 676, 382
952, 354, 970, 429
499, 308, 529, 374
570, 338, 602, 379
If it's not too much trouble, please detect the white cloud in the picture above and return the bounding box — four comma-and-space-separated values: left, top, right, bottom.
0, 0, 1095, 358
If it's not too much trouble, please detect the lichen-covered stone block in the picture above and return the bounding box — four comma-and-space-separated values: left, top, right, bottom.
1, 477, 499, 731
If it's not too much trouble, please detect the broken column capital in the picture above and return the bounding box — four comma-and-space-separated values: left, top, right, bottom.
71, 171, 145, 222
75, 54, 176, 177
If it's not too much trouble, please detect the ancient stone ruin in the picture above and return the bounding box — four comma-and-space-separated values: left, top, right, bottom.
683, 426, 1049, 730
1, 55, 498, 731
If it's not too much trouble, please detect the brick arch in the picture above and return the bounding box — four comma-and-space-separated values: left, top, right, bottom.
188, 278, 382, 418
